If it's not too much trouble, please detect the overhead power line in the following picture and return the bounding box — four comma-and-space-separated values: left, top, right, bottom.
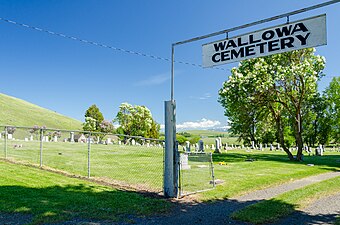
0, 17, 228, 71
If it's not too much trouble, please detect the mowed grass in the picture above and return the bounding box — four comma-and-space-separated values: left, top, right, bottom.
0, 160, 170, 224
2, 139, 164, 191
199, 150, 340, 200
2, 137, 340, 201
231, 175, 340, 224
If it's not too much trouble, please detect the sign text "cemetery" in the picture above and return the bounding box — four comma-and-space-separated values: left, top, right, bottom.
202, 14, 326, 67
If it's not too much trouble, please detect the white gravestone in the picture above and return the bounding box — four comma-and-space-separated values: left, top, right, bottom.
180, 154, 191, 170
53, 136, 58, 142
131, 139, 136, 146
70, 132, 75, 142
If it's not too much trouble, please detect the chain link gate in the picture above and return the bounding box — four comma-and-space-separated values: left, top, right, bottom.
178, 152, 215, 196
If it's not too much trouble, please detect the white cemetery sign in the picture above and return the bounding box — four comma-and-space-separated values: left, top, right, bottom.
202, 14, 326, 67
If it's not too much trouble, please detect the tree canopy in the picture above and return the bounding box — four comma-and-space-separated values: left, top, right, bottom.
219, 48, 325, 160
84, 104, 104, 132
114, 102, 160, 139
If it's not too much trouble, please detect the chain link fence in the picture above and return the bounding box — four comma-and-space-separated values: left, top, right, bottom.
0, 125, 164, 194
179, 152, 215, 196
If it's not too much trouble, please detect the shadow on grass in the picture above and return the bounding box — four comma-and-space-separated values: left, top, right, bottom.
121, 197, 339, 225
0, 184, 170, 225
212, 152, 340, 171
231, 198, 297, 224
1, 184, 338, 225
231, 198, 339, 225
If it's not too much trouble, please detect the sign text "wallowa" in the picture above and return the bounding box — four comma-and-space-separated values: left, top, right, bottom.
202, 14, 326, 67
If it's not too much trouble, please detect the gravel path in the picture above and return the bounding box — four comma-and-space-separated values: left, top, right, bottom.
1, 171, 339, 225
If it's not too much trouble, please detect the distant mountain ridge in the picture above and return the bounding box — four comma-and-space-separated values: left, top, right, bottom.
0, 93, 82, 130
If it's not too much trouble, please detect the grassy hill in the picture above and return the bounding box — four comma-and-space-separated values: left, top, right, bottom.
0, 93, 82, 130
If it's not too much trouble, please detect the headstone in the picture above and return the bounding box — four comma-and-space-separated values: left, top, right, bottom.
30, 135, 33, 141
24, 138, 28, 141
277, 143, 280, 150
251, 141, 255, 149
218, 137, 222, 149
211, 144, 215, 150
259, 143, 263, 151
206, 144, 209, 150
270, 144, 273, 151
199, 140, 204, 152
70, 132, 75, 142
118, 140, 122, 145
180, 154, 191, 170
215, 139, 221, 153
53, 136, 58, 142
241, 144, 244, 149
185, 141, 190, 152
131, 139, 136, 146
146, 143, 150, 148
319, 145, 324, 156
45, 136, 49, 142
106, 138, 112, 144
195, 143, 199, 152
8, 134, 13, 140
265, 144, 267, 149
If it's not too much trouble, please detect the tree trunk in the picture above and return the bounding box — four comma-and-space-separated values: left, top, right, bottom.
276, 116, 294, 160
295, 113, 304, 161
269, 107, 294, 160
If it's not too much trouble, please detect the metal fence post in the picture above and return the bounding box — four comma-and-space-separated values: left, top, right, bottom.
87, 132, 91, 178
4, 126, 8, 159
210, 153, 215, 188
164, 100, 178, 198
40, 128, 43, 167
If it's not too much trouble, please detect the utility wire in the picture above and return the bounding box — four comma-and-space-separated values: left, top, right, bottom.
0, 17, 228, 71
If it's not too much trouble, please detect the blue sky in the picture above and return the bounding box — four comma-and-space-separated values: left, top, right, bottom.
0, 0, 339, 130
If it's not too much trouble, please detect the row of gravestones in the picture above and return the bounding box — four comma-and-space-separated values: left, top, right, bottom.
179, 138, 337, 156
0, 132, 163, 148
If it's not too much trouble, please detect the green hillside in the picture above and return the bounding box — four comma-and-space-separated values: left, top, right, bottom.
0, 93, 82, 130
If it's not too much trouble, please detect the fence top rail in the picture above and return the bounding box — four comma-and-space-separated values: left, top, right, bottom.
0, 125, 164, 142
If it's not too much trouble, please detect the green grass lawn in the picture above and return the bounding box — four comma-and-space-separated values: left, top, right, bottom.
2, 139, 164, 192
0, 160, 170, 224
1, 137, 340, 202
231, 175, 340, 224
199, 150, 340, 200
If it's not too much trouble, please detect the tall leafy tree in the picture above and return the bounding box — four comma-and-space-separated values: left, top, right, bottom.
84, 104, 104, 132
114, 102, 160, 139
324, 77, 340, 143
219, 48, 325, 161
